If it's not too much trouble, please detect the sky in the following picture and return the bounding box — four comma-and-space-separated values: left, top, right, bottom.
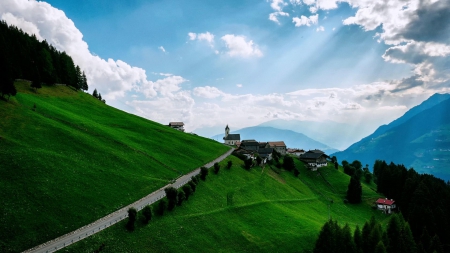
1, 0, 449, 148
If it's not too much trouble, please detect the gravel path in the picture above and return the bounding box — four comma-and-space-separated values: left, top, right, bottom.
23, 147, 234, 253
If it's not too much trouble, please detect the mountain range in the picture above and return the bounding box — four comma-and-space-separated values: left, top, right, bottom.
333, 93, 450, 180
212, 126, 339, 154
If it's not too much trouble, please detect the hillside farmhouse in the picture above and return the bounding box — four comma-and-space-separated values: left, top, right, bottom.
168, 122, 185, 132
299, 150, 329, 171
287, 148, 305, 157
376, 198, 396, 214
223, 125, 241, 145
268, 141, 287, 155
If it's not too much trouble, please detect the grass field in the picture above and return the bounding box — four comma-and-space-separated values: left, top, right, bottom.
64, 156, 388, 253
0, 82, 230, 253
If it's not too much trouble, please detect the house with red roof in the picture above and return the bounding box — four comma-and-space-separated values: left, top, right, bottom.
376, 198, 396, 214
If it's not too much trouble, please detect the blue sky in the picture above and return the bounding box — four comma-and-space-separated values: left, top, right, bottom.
1, 0, 449, 149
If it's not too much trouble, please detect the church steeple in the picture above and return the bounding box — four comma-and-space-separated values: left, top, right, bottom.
225, 125, 230, 138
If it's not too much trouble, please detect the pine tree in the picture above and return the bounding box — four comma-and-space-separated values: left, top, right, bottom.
341, 223, 357, 253
346, 176, 362, 203
81, 71, 88, 91
354, 225, 363, 253
374, 241, 387, 253
93, 89, 98, 98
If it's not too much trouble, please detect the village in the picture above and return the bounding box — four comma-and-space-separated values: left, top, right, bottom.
169, 122, 397, 214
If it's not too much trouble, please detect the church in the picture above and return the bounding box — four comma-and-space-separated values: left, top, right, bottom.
223, 125, 240, 145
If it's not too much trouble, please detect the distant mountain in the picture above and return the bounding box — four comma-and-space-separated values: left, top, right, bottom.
212, 126, 339, 154
258, 119, 374, 150
333, 93, 450, 180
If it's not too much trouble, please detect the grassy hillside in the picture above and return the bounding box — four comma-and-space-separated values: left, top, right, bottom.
65, 156, 387, 253
0, 81, 229, 253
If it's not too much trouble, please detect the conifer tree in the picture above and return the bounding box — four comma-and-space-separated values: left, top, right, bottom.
374, 241, 387, 253
353, 225, 363, 253
93, 89, 98, 98
346, 176, 362, 203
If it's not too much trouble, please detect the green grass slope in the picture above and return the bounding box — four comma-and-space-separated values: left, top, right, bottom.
0, 81, 229, 253
65, 156, 387, 253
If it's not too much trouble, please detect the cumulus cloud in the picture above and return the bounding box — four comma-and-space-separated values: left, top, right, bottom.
269, 11, 289, 24
269, 0, 287, 12
193, 86, 225, 98
158, 46, 166, 52
221, 34, 263, 58
188, 32, 215, 47
292, 14, 318, 27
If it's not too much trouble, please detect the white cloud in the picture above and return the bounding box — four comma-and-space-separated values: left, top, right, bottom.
292, 14, 319, 27
290, 0, 302, 5
316, 26, 325, 32
188, 32, 197, 40
188, 32, 215, 47
221, 34, 263, 58
1, 13, 43, 40
158, 46, 166, 52
236, 84, 243, 88
269, 0, 287, 12
0, 0, 155, 100
269, 11, 289, 24
193, 86, 225, 98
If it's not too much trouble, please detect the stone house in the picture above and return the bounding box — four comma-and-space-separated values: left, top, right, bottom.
168, 122, 185, 132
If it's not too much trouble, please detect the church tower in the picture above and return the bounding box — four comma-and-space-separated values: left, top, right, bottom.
225, 125, 230, 138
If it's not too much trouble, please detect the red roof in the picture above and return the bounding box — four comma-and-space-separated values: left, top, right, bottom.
376, 198, 395, 206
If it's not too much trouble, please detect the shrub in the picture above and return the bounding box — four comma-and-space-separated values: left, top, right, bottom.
200, 166, 208, 181
126, 207, 137, 231
227, 160, 232, 169
156, 199, 167, 216
142, 205, 152, 224
213, 162, 220, 174
177, 191, 186, 206
188, 181, 197, 192
164, 187, 178, 211
244, 158, 253, 170
182, 184, 193, 200
293, 168, 300, 177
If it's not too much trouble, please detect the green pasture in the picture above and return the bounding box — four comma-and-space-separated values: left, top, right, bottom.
0, 82, 229, 252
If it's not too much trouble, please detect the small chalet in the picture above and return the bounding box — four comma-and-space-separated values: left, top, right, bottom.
223, 125, 241, 145
169, 122, 185, 132
376, 198, 396, 214
268, 141, 287, 155
299, 150, 328, 170
287, 148, 305, 157
240, 139, 260, 151
258, 147, 274, 161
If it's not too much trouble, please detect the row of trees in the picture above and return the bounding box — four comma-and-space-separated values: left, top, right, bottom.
314, 214, 443, 253
0, 21, 89, 100
126, 175, 200, 231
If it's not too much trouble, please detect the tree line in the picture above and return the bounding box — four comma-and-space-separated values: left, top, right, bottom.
0, 20, 88, 99
313, 214, 443, 253
373, 160, 450, 251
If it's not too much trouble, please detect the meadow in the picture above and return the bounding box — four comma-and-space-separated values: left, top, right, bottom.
64, 156, 388, 253
0, 82, 229, 252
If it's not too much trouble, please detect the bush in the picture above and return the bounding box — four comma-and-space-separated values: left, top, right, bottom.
126, 207, 137, 231
177, 191, 186, 206
213, 162, 220, 174
188, 180, 197, 192
244, 158, 253, 170
142, 205, 152, 224
156, 199, 167, 216
200, 166, 208, 181
283, 156, 295, 171
227, 160, 232, 169
164, 187, 178, 211
182, 184, 193, 200
293, 168, 300, 177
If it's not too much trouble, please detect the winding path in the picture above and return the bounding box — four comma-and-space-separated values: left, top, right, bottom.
23, 147, 234, 253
